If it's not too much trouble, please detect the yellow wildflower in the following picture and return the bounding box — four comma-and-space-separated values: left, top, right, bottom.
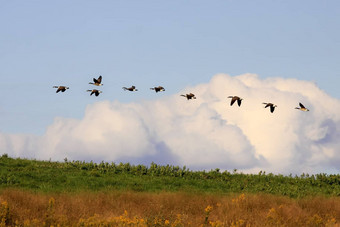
205, 205, 213, 213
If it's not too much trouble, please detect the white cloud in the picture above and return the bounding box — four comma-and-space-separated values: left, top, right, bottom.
1, 73, 340, 174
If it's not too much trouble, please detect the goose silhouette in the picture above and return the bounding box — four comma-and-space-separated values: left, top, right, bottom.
228, 96, 243, 106
53, 86, 69, 93
87, 89, 102, 96
89, 75, 103, 86
263, 103, 277, 113
181, 93, 196, 100
150, 86, 165, 93
295, 102, 309, 112
122, 86, 138, 91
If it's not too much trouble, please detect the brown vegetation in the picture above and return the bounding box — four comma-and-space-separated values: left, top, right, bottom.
0, 189, 339, 226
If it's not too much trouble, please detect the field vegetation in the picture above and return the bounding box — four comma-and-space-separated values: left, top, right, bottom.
1, 154, 340, 226
1, 189, 340, 226
1, 154, 340, 197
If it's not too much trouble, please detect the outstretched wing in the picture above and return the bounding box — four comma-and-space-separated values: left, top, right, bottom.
230, 98, 236, 106
263, 103, 269, 108
270, 105, 275, 113
299, 102, 305, 108
237, 99, 242, 107
97, 75, 102, 83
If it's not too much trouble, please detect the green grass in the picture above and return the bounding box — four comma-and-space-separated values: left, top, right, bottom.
0, 154, 340, 198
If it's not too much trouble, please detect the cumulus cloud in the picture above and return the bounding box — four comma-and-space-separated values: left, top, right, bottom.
1, 73, 340, 174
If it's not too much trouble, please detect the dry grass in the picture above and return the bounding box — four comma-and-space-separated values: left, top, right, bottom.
0, 189, 340, 226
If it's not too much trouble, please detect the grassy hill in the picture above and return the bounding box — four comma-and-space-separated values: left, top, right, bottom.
1, 154, 340, 226
1, 154, 340, 198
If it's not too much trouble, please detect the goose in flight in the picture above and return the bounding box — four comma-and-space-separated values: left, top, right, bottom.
228, 96, 243, 106
295, 102, 309, 112
181, 93, 196, 100
53, 86, 69, 93
87, 89, 102, 96
150, 86, 165, 93
122, 86, 138, 91
89, 75, 103, 86
263, 102, 277, 113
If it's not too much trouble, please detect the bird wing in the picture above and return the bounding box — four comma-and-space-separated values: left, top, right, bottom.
299, 103, 305, 108
263, 103, 269, 108
230, 98, 236, 106
97, 75, 102, 83
270, 105, 275, 113
237, 99, 242, 106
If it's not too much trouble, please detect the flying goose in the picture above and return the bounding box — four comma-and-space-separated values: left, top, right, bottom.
150, 86, 165, 93
87, 89, 102, 96
263, 103, 277, 113
181, 93, 196, 100
122, 86, 138, 91
295, 102, 309, 112
228, 96, 243, 106
89, 75, 103, 86
53, 86, 69, 93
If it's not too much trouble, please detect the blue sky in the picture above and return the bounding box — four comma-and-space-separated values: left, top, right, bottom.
1, 1, 339, 134
1, 1, 340, 173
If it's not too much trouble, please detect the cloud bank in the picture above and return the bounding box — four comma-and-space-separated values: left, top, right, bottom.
1, 74, 340, 174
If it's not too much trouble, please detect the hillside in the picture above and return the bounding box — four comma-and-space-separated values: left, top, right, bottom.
1, 154, 340, 198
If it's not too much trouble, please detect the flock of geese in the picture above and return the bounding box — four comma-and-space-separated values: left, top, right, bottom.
53, 75, 310, 113
226, 96, 309, 113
